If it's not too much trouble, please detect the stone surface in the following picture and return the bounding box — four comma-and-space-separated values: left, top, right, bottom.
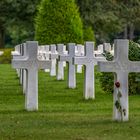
94, 44, 104, 57
98, 39, 140, 121
44, 45, 50, 72
0, 51, 3, 56
74, 42, 106, 99
57, 44, 64, 80
63, 45, 67, 67
59, 43, 76, 88
12, 41, 51, 111
50, 44, 58, 76
110, 44, 114, 55
98, 44, 104, 53
11, 45, 21, 78
38, 45, 50, 72
103, 43, 111, 52
19, 44, 24, 85
22, 43, 27, 95
76, 44, 84, 73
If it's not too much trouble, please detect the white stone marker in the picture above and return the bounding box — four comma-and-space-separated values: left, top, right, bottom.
38, 45, 44, 60
11, 45, 21, 77
12, 44, 27, 92
44, 45, 50, 72
110, 44, 114, 55
19, 44, 24, 85
103, 43, 111, 52
50, 44, 58, 76
74, 42, 106, 99
98, 39, 140, 121
12, 41, 51, 111
98, 44, 104, 53
21, 43, 27, 95
76, 44, 84, 73
63, 45, 67, 67
94, 44, 104, 57
59, 43, 76, 88
0, 51, 4, 56
57, 44, 64, 80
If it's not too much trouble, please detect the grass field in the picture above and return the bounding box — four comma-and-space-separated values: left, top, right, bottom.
0, 64, 140, 140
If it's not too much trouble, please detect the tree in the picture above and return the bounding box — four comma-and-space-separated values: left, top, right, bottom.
0, 0, 39, 48
35, 0, 83, 45
116, 0, 140, 40
76, 0, 123, 43
83, 26, 95, 42
76, 0, 140, 43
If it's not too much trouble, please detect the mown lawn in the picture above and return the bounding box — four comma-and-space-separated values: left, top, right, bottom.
0, 64, 140, 140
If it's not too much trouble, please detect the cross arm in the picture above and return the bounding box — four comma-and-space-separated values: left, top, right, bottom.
95, 57, 106, 62
73, 56, 90, 65
59, 55, 70, 62
11, 51, 20, 56
37, 60, 51, 69
98, 61, 116, 72
12, 59, 28, 69
129, 61, 140, 72
49, 52, 58, 60
0, 51, 3, 56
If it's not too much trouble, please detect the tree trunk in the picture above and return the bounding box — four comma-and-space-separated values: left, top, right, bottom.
129, 23, 135, 40
123, 25, 128, 39
0, 27, 5, 48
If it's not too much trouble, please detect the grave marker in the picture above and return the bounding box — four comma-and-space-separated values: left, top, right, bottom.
74, 42, 106, 99
57, 44, 64, 80
63, 45, 67, 67
12, 41, 51, 111
59, 43, 76, 88
98, 39, 140, 121
44, 45, 50, 72
50, 44, 58, 76
0, 51, 3, 56
76, 44, 84, 73
103, 43, 111, 52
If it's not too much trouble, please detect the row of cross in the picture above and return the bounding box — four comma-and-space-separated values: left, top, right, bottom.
10, 39, 140, 122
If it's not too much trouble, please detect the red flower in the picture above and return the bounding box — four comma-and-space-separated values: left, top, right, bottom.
115, 81, 120, 88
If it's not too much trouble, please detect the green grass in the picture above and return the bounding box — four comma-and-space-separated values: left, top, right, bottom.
0, 64, 140, 140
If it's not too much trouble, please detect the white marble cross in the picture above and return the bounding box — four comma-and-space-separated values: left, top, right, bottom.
98, 39, 140, 121
50, 44, 58, 76
76, 44, 84, 73
94, 44, 104, 57
103, 43, 111, 52
12, 44, 27, 92
63, 45, 67, 67
22, 43, 27, 95
57, 44, 64, 80
11, 45, 21, 78
38, 45, 45, 60
74, 42, 106, 99
12, 41, 51, 111
98, 44, 104, 53
59, 43, 76, 88
19, 44, 24, 85
44, 45, 50, 72
0, 51, 4, 56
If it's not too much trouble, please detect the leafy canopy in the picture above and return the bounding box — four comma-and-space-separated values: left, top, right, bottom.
35, 0, 83, 44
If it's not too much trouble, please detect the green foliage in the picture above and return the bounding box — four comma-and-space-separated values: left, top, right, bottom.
76, 0, 123, 43
0, 48, 13, 64
0, 0, 39, 48
76, 0, 140, 42
99, 41, 140, 95
35, 0, 83, 45
83, 26, 95, 42
129, 41, 140, 94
